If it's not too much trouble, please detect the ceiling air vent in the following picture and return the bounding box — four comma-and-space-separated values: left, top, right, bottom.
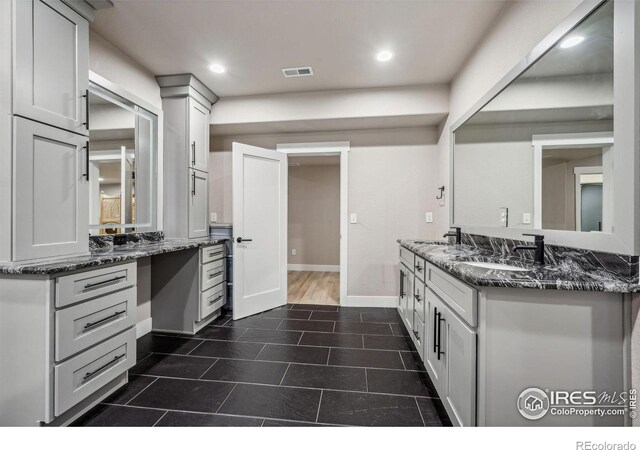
282, 66, 314, 78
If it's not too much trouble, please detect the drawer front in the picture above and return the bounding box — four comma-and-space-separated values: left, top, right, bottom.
414, 281, 425, 322
399, 246, 414, 271
200, 282, 226, 320
411, 313, 425, 360
426, 262, 477, 327
56, 262, 137, 308
55, 287, 136, 362
54, 328, 136, 417
414, 257, 426, 282
201, 258, 225, 292
201, 244, 225, 264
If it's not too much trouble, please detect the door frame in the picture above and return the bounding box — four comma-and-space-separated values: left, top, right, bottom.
574, 166, 604, 232
276, 142, 349, 305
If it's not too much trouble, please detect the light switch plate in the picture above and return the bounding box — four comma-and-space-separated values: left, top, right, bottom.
210, 212, 217, 223
522, 213, 531, 225
425, 212, 433, 223
350, 213, 357, 224
291, 249, 297, 256
499, 207, 508, 227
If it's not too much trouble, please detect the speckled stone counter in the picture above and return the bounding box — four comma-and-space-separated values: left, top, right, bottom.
399, 235, 640, 293
0, 232, 227, 275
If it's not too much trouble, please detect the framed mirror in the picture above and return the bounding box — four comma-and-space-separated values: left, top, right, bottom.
88, 73, 161, 235
450, 0, 639, 254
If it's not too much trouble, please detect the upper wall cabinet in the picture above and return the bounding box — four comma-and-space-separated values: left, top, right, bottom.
14, 0, 89, 135
189, 98, 210, 172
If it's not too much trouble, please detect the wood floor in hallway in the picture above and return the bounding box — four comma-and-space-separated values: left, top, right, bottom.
288, 271, 339, 305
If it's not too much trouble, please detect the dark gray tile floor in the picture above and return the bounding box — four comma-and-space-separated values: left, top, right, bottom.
72, 305, 451, 427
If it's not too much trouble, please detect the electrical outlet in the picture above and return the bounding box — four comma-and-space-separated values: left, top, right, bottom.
291, 249, 297, 256
425, 212, 433, 223
499, 207, 509, 227
350, 213, 357, 224
522, 213, 531, 225
210, 212, 217, 223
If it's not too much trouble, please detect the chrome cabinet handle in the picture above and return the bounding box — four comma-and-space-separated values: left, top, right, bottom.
83, 354, 125, 382
436, 311, 445, 360
84, 275, 126, 290
209, 271, 223, 278
83, 89, 90, 130
83, 141, 90, 181
83, 311, 125, 331
415, 265, 423, 272
209, 295, 223, 305
433, 307, 438, 354
413, 330, 421, 342
192, 171, 196, 196
415, 292, 421, 302
208, 251, 224, 258
399, 270, 405, 298
236, 237, 252, 243
192, 142, 196, 165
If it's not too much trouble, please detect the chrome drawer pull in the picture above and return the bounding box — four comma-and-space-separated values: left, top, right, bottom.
84, 275, 126, 290
83, 311, 126, 331
208, 271, 223, 278
415, 265, 423, 272
83, 354, 125, 382
209, 295, 223, 305
208, 251, 224, 257
413, 330, 421, 342
415, 292, 421, 302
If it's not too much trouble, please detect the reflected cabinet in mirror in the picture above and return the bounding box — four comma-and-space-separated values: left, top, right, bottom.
453, 1, 613, 233
88, 79, 158, 235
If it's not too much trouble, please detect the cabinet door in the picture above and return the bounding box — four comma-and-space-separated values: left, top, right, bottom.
14, 118, 89, 260
188, 169, 209, 238
14, 0, 89, 135
424, 286, 447, 394
442, 305, 477, 427
188, 98, 210, 172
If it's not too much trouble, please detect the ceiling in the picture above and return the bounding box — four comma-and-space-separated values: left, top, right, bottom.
92, 0, 506, 97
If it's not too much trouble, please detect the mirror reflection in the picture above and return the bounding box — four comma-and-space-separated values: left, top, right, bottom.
88, 85, 156, 234
453, 0, 613, 232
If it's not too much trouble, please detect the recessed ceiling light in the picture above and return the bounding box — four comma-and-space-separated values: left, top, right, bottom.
376, 50, 393, 62
208, 63, 226, 74
559, 36, 584, 49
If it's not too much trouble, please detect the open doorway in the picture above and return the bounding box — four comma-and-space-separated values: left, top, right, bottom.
287, 155, 340, 305
277, 142, 349, 306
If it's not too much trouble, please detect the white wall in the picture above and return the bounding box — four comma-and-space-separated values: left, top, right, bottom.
89, 30, 162, 110
435, 0, 582, 236
210, 127, 439, 298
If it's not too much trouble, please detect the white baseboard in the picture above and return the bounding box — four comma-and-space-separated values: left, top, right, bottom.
136, 317, 152, 338
288, 264, 340, 272
343, 295, 397, 308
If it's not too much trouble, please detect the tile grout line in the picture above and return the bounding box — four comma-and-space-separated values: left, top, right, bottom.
151, 410, 169, 427
186, 339, 206, 356
214, 383, 239, 414
364, 368, 369, 393
253, 343, 267, 361
278, 363, 291, 386
296, 332, 304, 345
234, 328, 249, 341
315, 390, 324, 423
124, 376, 159, 406
400, 351, 407, 370
198, 358, 220, 380
326, 347, 331, 365
414, 397, 427, 427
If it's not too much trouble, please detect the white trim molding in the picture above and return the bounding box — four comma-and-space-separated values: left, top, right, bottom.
277, 141, 350, 305
136, 317, 152, 338
343, 296, 398, 308
287, 264, 340, 272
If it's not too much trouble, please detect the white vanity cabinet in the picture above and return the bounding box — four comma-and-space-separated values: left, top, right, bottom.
399, 244, 629, 427
13, 118, 89, 261
157, 74, 218, 240
0, 262, 138, 426
14, 0, 89, 136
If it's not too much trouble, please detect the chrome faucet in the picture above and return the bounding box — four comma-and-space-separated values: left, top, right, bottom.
443, 226, 462, 245
512, 233, 545, 265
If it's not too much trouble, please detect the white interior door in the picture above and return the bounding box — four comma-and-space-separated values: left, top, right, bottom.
232, 143, 287, 320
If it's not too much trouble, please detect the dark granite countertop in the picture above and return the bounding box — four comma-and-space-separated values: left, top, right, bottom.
0, 237, 227, 276
399, 239, 640, 293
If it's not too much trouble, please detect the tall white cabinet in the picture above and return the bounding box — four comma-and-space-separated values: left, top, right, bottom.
157, 74, 218, 239
1, 0, 93, 262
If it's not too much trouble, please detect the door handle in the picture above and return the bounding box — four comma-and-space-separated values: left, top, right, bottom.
192, 171, 196, 196
236, 237, 253, 243
83, 141, 90, 181
192, 142, 196, 165
83, 89, 90, 130
436, 311, 445, 360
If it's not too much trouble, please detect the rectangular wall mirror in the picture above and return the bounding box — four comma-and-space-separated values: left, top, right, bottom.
452, 0, 613, 233
88, 77, 159, 234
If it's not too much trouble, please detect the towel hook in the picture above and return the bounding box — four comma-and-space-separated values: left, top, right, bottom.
436, 186, 445, 200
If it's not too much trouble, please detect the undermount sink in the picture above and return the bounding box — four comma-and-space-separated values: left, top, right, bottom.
462, 261, 530, 272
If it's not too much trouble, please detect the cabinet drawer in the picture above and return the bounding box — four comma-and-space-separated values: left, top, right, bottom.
200, 282, 226, 320
399, 246, 414, 270
426, 262, 477, 327
201, 258, 225, 292
55, 287, 136, 362
414, 257, 426, 282
54, 328, 136, 417
201, 244, 225, 265
414, 281, 425, 322
411, 313, 425, 360
56, 262, 137, 308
